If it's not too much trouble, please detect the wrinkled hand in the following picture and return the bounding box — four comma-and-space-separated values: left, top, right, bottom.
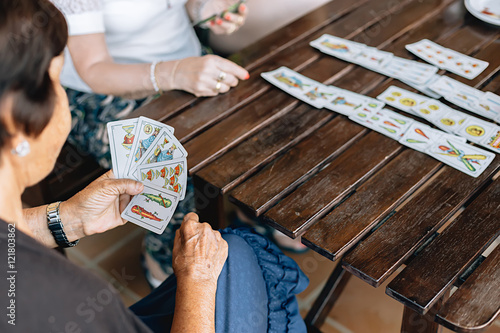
169, 55, 249, 97
202, 1, 248, 35
62, 170, 144, 237
173, 213, 228, 288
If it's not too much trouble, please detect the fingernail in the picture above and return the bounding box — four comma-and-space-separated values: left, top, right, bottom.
224, 14, 231, 21
216, 18, 223, 25
239, 4, 247, 13
210, 20, 215, 26
136, 182, 144, 191
244, 73, 250, 80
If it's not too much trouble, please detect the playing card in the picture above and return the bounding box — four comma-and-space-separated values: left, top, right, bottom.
425, 138, 495, 178
107, 119, 138, 178
406, 39, 449, 68
376, 86, 428, 114
353, 48, 394, 70
477, 92, 500, 122
401, 74, 442, 99
136, 158, 188, 200
480, 127, 500, 154
298, 83, 335, 108
350, 108, 415, 140
399, 122, 443, 152
124, 117, 175, 178
324, 87, 384, 116
121, 183, 180, 234
380, 57, 438, 85
428, 76, 485, 113
456, 117, 498, 144
432, 109, 469, 134
129, 128, 188, 180
310, 34, 368, 61
412, 99, 452, 122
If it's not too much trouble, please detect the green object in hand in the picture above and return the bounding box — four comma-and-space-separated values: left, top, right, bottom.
194, 1, 245, 27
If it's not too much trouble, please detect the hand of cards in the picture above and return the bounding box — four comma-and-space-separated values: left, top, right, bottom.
261, 66, 497, 178
107, 117, 188, 234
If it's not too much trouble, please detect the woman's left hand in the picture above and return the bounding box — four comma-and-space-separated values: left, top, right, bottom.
61, 170, 144, 237
203, 1, 248, 35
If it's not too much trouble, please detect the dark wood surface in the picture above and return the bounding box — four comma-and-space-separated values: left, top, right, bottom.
125, 0, 500, 331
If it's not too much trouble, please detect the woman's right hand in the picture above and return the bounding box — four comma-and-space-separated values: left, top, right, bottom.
163, 55, 249, 97
173, 213, 228, 289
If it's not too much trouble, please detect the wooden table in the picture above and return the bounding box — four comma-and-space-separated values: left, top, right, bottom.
55, 0, 499, 331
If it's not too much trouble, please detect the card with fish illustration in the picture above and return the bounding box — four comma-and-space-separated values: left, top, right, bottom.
376, 86, 428, 114
432, 109, 469, 134
455, 117, 498, 145
129, 128, 188, 180
121, 183, 180, 234
480, 128, 500, 154
428, 76, 485, 114
124, 117, 175, 179
107, 118, 138, 178
136, 158, 187, 200
350, 108, 414, 140
425, 138, 495, 178
309, 34, 368, 61
324, 87, 384, 116
477, 92, 500, 122
261, 67, 322, 97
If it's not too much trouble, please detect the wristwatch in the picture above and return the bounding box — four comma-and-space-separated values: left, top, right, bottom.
47, 202, 79, 248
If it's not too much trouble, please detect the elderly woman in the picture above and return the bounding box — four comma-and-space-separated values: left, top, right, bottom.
0, 1, 308, 332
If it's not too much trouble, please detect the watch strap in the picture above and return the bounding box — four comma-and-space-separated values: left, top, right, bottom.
47, 202, 79, 248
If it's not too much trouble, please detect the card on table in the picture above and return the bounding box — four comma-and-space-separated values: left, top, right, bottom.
129, 128, 189, 180
261, 66, 328, 108
324, 86, 384, 116
124, 117, 175, 178
107, 118, 138, 178
455, 117, 498, 144
121, 183, 180, 234
136, 158, 188, 200
310, 34, 368, 61
425, 138, 495, 178
401, 74, 442, 99
350, 108, 415, 140
480, 127, 500, 154
477, 92, 500, 122
376, 86, 428, 114
406, 39, 489, 79
432, 109, 469, 134
379, 56, 438, 85
412, 99, 452, 122
398, 122, 460, 153
428, 76, 485, 114
353, 48, 394, 70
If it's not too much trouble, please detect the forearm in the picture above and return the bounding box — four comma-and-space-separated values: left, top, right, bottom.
22, 202, 84, 248
171, 279, 217, 333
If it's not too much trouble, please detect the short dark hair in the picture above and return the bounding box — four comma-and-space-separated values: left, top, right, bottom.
0, 0, 68, 150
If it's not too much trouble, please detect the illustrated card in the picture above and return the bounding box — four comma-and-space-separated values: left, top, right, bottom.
310, 34, 368, 61
124, 117, 175, 178
398, 122, 464, 153
136, 158, 187, 200
428, 76, 485, 113
129, 129, 188, 180
376, 86, 428, 114
432, 109, 469, 134
425, 138, 495, 178
354, 48, 394, 70
107, 118, 138, 178
401, 74, 442, 99
121, 183, 180, 234
456, 117, 498, 144
480, 128, 500, 154
380, 56, 438, 85
477, 92, 500, 121
412, 99, 452, 122
406, 39, 450, 67
324, 87, 384, 116
350, 108, 414, 140
299, 83, 335, 109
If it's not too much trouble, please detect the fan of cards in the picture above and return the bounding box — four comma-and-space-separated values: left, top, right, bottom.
107, 117, 188, 234
261, 66, 497, 178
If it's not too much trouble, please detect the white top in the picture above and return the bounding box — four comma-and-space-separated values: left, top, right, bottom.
52, 0, 202, 93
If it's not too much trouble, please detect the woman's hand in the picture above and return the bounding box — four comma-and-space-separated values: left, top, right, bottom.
203, 2, 248, 35
61, 170, 144, 237
164, 55, 249, 97
172, 213, 228, 289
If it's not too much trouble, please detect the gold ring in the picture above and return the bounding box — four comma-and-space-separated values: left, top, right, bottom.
217, 71, 227, 82
215, 81, 222, 92
236, 16, 244, 25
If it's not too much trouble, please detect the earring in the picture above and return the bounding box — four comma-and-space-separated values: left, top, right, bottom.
11, 140, 30, 157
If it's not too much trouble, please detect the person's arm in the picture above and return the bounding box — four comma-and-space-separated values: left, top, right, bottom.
22, 171, 143, 248
186, 0, 248, 35
67, 33, 249, 98
170, 213, 228, 332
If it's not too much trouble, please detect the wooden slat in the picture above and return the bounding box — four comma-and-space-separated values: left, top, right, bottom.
194, 105, 334, 193
386, 180, 500, 314
436, 245, 500, 332
257, 132, 403, 236
343, 158, 500, 287
301, 150, 441, 260
229, 118, 368, 216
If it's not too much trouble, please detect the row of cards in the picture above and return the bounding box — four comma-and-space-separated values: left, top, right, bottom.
378, 86, 500, 156
261, 66, 496, 177
310, 34, 439, 86
107, 117, 188, 234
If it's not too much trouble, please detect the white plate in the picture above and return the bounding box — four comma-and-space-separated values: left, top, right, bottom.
465, 0, 500, 26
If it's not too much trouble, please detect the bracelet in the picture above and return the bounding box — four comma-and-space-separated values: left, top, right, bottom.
170, 60, 181, 90
150, 61, 162, 94
47, 202, 79, 248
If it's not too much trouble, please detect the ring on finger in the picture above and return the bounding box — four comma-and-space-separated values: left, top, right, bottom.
236, 16, 244, 25
215, 81, 222, 92
227, 25, 236, 34
217, 71, 227, 82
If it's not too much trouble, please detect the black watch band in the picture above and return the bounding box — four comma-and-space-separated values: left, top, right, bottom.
47, 202, 79, 248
